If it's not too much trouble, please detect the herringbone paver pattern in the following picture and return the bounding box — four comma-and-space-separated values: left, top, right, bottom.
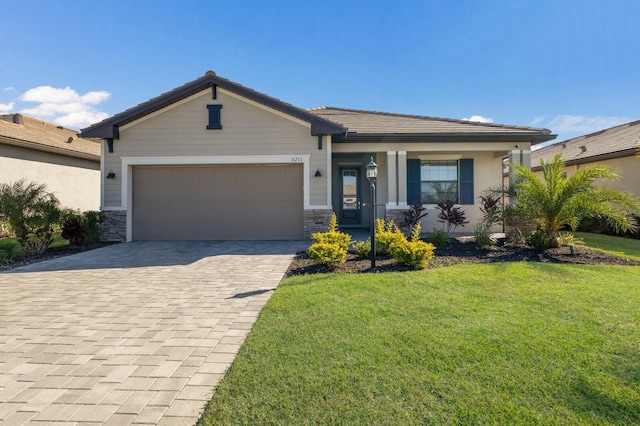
0, 241, 305, 425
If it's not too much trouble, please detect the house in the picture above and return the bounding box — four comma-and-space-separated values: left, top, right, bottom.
0, 114, 100, 211
80, 71, 555, 242
530, 120, 640, 197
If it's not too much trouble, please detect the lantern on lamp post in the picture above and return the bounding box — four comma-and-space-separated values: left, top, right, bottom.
366, 157, 378, 268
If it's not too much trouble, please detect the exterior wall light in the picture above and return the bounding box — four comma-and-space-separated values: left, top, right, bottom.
106, 170, 116, 179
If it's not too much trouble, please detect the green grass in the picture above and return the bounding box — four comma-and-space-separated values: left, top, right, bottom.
576, 232, 640, 261
198, 263, 640, 425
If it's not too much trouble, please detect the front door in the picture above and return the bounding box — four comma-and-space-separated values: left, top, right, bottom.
339, 167, 361, 225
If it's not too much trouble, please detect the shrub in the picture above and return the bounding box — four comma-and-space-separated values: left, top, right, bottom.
427, 228, 449, 249
0, 239, 21, 265
556, 232, 584, 247
61, 214, 86, 248
479, 193, 503, 229
0, 180, 63, 255
374, 219, 404, 255
401, 202, 428, 234
527, 230, 550, 252
436, 199, 469, 236
352, 240, 370, 259
83, 211, 104, 245
308, 242, 347, 265
308, 213, 350, 266
311, 213, 351, 251
473, 224, 495, 249
389, 223, 435, 270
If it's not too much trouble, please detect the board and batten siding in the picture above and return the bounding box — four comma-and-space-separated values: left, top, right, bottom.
102, 87, 328, 208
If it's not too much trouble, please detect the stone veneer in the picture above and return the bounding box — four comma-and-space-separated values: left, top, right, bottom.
101, 210, 127, 242
504, 217, 537, 241
304, 209, 333, 240
385, 207, 409, 225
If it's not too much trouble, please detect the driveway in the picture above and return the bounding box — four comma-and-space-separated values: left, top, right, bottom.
0, 241, 306, 425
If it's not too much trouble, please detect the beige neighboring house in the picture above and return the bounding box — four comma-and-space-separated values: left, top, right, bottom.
81, 71, 555, 242
0, 114, 100, 211
531, 120, 640, 197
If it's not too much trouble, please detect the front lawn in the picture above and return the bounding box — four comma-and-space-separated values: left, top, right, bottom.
576, 232, 640, 261
198, 263, 640, 425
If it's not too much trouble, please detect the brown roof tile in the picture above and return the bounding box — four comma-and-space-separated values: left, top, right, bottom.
0, 114, 100, 161
531, 119, 640, 169
308, 107, 555, 143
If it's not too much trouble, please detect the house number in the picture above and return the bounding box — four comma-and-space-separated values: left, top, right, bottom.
291, 156, 303, 162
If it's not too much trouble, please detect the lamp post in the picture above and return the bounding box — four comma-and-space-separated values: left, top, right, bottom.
366, 157, 378, 268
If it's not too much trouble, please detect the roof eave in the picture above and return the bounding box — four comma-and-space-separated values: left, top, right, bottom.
531, 148, 637, 171
80, 73, 345, 139
333, 133, 557, 143
0, 136, 100, 162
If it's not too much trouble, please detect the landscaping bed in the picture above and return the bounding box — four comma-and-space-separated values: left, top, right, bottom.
285, 237, 640, 277
0, 243, 114, 272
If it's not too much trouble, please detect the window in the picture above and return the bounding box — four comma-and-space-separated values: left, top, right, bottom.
420, 160, 458, 204
407, 158, 474, 205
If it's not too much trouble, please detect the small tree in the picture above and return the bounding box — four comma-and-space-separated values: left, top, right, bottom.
502, 153, 640, 248
0, 180, 63, 254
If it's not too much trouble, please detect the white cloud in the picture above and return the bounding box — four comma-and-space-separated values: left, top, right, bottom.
543, 115, 630, 134
4, 86, 15, 92
17, 85, 111, 129
462, 115, 494, 123
0, 102, 14, 112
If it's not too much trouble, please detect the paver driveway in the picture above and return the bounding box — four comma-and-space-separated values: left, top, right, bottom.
0, 241, 306, 425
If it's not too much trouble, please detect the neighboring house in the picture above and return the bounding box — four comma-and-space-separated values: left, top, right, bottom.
0, 114, 100, 211
530, 120, 640, 197
81, 71, 555, 242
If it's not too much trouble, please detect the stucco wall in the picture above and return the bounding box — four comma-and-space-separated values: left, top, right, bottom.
103, 88, 328, 208
0, 144, 100, 211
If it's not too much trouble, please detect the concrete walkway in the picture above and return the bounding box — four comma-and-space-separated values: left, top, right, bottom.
0, 241, 306, 425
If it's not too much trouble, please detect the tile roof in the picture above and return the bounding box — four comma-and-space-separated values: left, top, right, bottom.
0, 114, 100, 161
81, 71, 345, 139
308, 107, 555, 143
531, 119, 640, 170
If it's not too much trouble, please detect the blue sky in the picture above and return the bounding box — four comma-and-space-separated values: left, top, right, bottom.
2, 0, 639, 144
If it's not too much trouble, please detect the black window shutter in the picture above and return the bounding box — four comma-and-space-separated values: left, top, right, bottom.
459, 159, 474, 205
407, 159, 422, 204
207, 105, 222, 129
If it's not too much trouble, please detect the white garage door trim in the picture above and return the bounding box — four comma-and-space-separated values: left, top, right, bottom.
121, 155, 310, 242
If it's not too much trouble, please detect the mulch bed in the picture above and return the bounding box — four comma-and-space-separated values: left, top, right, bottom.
285, 238, 640, 277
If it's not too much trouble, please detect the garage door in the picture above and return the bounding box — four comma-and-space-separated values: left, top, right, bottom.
132, 164, 303, 240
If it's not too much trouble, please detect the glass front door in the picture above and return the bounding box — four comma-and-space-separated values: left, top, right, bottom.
339, 168, 361, 225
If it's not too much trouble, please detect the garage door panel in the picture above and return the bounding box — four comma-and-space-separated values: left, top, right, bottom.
132, 164, 303, 240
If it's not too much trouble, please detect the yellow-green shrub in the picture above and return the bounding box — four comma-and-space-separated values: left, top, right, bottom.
308, 213, 350, 265
375, 218, 405, 255
389, 223, 435, 270
307, 242, 347, 265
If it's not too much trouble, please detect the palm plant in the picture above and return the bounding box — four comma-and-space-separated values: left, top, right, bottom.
503, 153, 640, 248
0, 179, 63, 254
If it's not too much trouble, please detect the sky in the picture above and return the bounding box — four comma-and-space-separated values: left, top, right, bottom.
2, 0, 639, 146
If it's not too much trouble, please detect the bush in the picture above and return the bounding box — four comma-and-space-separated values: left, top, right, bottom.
308, 213, 350, 266
0, 180, 63, 255
479, 193, 503, 229
389, 224, 435, 270
352, 240, 370, 259
436, 199, 469, 236
375, 219, 404, 255
473, 224, 495, 249
527, 230, 550, 252
0, 239, 21, 265
427, 228, 449, 249
83, 211, 105, 245
61, 214, 86, 248
556, 232, 584, 247
401, 202, 428, 234
308, 242, 347, 265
